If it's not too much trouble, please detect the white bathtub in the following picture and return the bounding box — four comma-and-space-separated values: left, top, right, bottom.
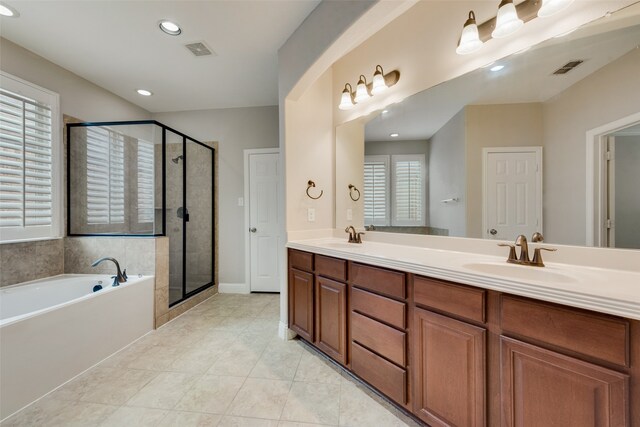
0, 274, 155, 420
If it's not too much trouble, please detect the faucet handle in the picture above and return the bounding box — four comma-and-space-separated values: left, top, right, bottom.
531, 247, 557, 267
355, 232, 365, 244
498, 243, 518, 263
111, 276, 120, 287
122, 269, 128, 281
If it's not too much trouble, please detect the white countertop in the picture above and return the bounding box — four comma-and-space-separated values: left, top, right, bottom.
287, 237, 640, 321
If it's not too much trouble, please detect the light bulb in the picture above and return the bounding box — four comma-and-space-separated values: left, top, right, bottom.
159, 20, 181, 36
354, 75, 371, 103
492, 0, 523, 39
538, 0, 574, 18
456, 11, 484, 55
371, 65, 388, 95
338, 84, 355, 110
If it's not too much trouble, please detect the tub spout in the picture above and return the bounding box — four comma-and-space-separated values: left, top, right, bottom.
91, 257, 127, 284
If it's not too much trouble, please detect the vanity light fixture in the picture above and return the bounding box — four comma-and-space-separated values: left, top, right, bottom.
456, 11, 484, 55
456, 0, 575, 55
136, 89, 153, 96
338, 66, 400, 110
537, 0, 574, 18
159, 20, 182, 36
338, 83, 356, 110
0, 2, 19, 17
492, 0, 524, 38
354, 75, 371, 103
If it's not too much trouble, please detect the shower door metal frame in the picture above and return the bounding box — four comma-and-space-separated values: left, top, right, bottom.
66, 120, 216, 307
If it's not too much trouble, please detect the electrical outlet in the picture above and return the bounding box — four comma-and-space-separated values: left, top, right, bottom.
307, 208, 315, 222
347, 209, 353, 221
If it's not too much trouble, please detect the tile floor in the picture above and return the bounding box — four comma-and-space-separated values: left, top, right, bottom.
2, 293, 418, 427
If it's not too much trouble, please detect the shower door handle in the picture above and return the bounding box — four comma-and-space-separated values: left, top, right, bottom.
249, 227, 257, 233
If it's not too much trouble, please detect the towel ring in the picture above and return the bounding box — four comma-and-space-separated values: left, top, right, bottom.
306, 180, 323, 200
348, 184, 361, 201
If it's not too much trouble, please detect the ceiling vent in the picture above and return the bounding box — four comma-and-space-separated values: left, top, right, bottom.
552, 60, 584, 75
184, 42, 215, 57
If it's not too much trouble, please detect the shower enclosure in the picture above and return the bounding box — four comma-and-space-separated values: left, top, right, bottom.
67, 121, 215, 306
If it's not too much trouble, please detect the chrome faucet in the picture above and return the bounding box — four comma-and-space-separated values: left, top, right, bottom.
345, 226, 365, 244
91, 257, 127, 286
498, 233, 557, 267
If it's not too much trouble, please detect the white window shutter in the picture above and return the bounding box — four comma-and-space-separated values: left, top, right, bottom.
392, 154, 425, 226
364, 155, 390, 226
0, 79, 59, 242
137, 141, 155, 223
86, 127, 124, 225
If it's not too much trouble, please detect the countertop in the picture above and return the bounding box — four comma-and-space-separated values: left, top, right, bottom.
287, 238, 640, 321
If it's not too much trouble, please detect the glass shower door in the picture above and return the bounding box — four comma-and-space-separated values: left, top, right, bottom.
185, 140, 214, 294
166, 130, 184, 305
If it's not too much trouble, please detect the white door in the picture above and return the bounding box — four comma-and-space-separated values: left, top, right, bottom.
249, 152, 280, 292
483, 147, 542, 240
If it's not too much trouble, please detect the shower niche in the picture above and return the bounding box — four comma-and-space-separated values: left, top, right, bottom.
67, 121, 215, 306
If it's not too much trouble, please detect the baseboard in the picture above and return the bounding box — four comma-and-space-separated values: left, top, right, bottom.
218, 282, 249, 294
278, 320, 297, 340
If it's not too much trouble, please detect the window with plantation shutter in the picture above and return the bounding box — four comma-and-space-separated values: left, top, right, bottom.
364, 155, 390, 226
85, 127, 125, 225
392, 154, 426, 226
137, 140, 155, 223
0, 73, 60, 243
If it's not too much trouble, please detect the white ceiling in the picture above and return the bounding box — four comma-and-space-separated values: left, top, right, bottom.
0, 0, 320, 112
365, 9, 640, 142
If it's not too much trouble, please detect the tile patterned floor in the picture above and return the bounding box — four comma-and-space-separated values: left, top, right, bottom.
2, 293, 418, 427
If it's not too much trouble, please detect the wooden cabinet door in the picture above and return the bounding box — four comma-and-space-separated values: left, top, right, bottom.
315, 276, 347, 365
501, 336, 628, 427
413, 308, 486, 427
288, 268, 314, 342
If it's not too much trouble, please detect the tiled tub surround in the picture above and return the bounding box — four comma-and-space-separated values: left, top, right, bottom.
0, 293, 415, 427
0, 274, 155, 420
0, 239, 64, 287
287, 235, 640, 320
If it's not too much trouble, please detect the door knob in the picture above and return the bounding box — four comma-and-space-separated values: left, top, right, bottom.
489, 229, 497, 235
249, 227, 257, 233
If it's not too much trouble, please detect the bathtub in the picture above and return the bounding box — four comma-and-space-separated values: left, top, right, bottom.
0, 274, 154, 420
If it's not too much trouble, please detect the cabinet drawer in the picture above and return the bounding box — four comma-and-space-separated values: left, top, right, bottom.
351, 263, 406, 300
316, 255, 347, 282
351, 311, 406, 366
289, 249, 313, 273
414, 276, 485, 323
352, 287, 406, 330
501, 296, 629, 366
351, 341, 407, 405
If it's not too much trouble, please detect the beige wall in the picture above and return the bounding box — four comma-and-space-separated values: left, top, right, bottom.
153, 106, 278, 285
336, 119, 365, 230
466, 103, 544, 238
285, 69, 335, 232
542, 48, 640, 245
429, 109, 467, 237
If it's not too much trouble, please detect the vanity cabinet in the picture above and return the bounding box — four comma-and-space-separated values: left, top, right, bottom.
501, 336, 628, 427
287, 248, 639, 426
315, 276, 347, 365
412, 276, 486, 427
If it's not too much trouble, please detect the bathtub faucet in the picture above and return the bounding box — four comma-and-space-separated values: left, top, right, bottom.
91, 257, 127, 285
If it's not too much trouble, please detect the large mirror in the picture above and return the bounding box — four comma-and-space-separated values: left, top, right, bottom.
336, 6, 640, 249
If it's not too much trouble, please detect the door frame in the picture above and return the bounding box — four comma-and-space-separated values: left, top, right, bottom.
585, 112, 640, 247
244, 148, 281, 293
481, 146, 543, 240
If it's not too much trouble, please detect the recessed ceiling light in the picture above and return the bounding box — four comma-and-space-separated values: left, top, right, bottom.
382, 110, 389, 114
159, 20, 181, 36
490, 65, 505, 72
390, 133, 399, 138
136, 89, 153, 96
0, 2, 19, 17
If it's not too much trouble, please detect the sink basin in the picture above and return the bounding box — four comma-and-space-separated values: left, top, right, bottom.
322, 242, 361, 250
463, 262, 577, 283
